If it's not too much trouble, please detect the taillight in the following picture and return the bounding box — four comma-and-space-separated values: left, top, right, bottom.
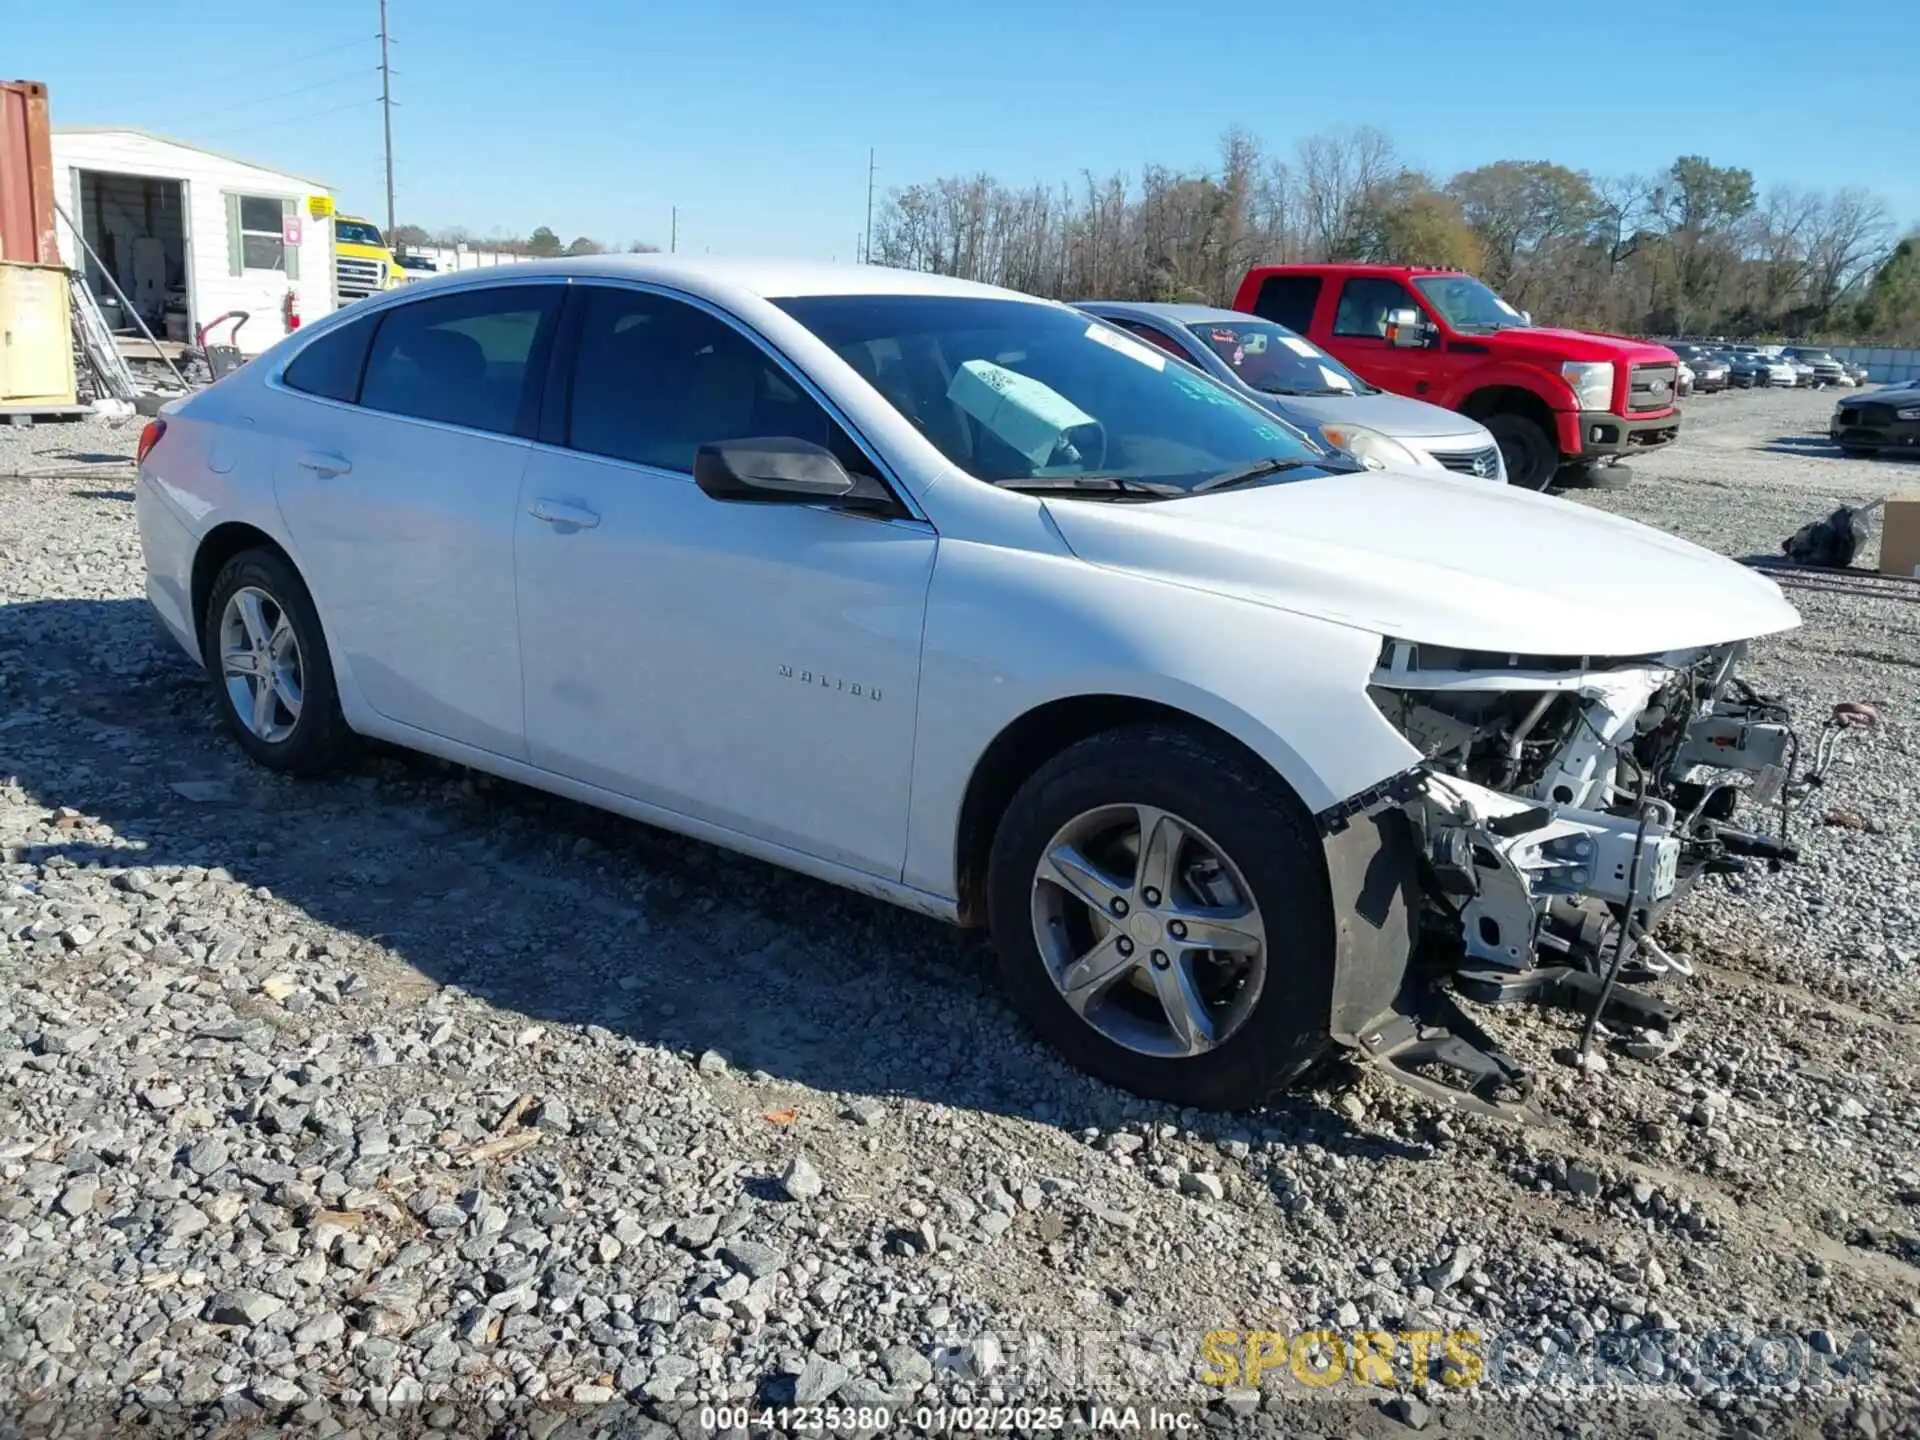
136, 419, 167, 466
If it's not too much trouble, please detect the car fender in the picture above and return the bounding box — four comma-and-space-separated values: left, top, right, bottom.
1444, 360, 1575, 417
137, 396, 299, 645
902, 536, 1420, 900
137, 383, 379, 731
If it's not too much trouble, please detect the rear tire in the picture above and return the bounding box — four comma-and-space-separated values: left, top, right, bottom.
202, 548, 354, 776
986, 723, 1336, 1111
1484, 413, 1559, 491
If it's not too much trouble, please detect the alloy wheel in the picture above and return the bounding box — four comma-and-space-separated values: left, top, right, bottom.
218, 585, 303, 744
1029, 803, 1266, 1058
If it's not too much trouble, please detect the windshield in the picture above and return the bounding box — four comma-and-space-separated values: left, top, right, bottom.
774, 295, 1331, 496
335, 220, 385, 248
1180, 318, 1373, 397
1412, 275, 1526, 333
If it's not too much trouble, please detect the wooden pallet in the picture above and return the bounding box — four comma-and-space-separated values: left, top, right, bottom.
0, 402, 92, 426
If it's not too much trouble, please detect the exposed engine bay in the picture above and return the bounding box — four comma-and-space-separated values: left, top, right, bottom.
1354, 637, 1874, 1118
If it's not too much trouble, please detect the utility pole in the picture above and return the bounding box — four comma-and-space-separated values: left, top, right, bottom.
862, 148, 876, 263
670, 207, 678, 254
378, 0, 396, 240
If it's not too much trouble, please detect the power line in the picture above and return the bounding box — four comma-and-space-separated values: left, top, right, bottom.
163, 65, 378, 127
111, 35, 378, 109
193, 97, 381, 142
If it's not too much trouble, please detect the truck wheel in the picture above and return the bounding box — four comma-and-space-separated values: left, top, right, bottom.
986, 722, 1335, 1111
1484, 413, 1559, 491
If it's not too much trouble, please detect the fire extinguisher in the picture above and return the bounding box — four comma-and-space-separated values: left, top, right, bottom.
283, 288, 301, 333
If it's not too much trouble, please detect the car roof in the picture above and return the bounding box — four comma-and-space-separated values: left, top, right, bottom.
384, 255, 1033, 306
1077, 300, 1253, 327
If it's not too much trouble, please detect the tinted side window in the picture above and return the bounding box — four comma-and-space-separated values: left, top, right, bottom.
1252, 275, 1321, 332
1333, 278, 1416, 338
566, 287, 854, 474
1114, 321, 1193, 361
282, 316, 375, 403
360, 286, 559, 436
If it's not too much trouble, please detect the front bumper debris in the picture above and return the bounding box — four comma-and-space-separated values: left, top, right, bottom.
1329, 644, 1875, 1123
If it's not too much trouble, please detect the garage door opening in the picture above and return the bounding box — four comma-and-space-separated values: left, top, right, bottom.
75, 168, 191, 342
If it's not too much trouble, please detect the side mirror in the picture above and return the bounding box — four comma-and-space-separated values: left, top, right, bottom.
694, 437, 857, 504
1383, 308, 1429, 348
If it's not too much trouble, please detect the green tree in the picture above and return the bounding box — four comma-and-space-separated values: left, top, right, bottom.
389, 222, 431, 252
1660, 155, 1756, 231
527, 226, 564, 257
1855, 235, 1920, 341
1446, 161, 1597, 293
565, 236, 606, 255
1353, 174, 1483, 270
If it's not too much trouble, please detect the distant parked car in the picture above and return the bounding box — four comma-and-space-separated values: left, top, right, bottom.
1665, 343, 1729, 392
1831, 379, 1920, 457
1676, 361, 1695, 398
394, 254, 439, 282
1725, 351, 1784, 387
1744, 353, 1799, 387
1783, 356, 1817, 388
1845, 360, 1871, 386
1074, 301, 1507, 480
1780, 348, 1849, 387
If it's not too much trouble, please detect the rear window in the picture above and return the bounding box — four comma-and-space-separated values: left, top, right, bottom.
1250, 275, 1322, 332
359, 286, 559, 436
281, 316, 375, 404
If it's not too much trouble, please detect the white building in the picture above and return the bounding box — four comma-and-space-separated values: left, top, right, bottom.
49, 128, 338, 356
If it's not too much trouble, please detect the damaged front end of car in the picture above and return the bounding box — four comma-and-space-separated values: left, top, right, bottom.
1331, 636, 1870, 1121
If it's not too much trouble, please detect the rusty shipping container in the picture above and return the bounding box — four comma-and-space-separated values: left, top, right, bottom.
1, 80, 58, 265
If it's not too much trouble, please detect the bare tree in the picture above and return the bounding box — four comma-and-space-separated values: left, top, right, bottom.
864, 129, 1899, 338
1803, 187, 1894, 314
1295, 127, 1398, 259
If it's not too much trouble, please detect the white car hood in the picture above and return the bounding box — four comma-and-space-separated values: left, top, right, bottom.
1046, 468, 1801, 656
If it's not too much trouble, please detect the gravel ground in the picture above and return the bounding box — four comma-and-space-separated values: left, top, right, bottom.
1, 388, 1916, 1438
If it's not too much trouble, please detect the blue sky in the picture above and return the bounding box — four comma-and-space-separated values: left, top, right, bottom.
18, 0, 1919, 257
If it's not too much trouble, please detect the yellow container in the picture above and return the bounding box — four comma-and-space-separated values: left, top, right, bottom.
0, 260, 76, 407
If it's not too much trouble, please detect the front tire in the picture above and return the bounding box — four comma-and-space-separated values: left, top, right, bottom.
986, 723, 1336, 1110
1483, 413, 1559, 491
201, 548, 353, 775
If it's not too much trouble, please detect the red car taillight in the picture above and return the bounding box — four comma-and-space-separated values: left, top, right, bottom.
136, 418, 167, 466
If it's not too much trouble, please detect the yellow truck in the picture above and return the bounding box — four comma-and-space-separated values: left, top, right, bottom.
332, 214, 403, 302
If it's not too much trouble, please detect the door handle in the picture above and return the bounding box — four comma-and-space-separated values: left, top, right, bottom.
296, 452, 352, 477
528, 499, 601, 530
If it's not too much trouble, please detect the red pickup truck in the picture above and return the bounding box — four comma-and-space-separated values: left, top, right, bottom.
1232, 263, 1682, 490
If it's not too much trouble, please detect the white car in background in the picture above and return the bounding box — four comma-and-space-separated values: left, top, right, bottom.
135, 258, 1805, 1113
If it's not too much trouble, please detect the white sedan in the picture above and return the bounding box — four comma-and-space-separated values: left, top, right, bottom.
136, 258, 1803, 1112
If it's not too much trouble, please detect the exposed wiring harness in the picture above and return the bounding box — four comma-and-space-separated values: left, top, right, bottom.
1578, 759, 1653, 1061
